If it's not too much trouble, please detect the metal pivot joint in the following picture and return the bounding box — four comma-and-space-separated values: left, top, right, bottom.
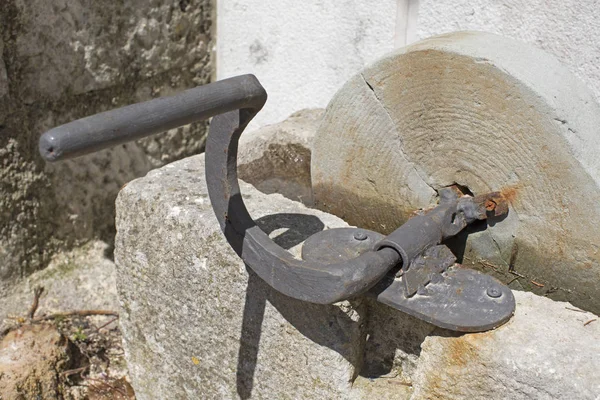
39, 74, 515, 332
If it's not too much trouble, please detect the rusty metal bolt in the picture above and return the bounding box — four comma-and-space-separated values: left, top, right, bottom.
484, 199, 497, 212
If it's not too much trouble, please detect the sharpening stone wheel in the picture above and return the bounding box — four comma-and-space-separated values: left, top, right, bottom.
311, 31, 600, 314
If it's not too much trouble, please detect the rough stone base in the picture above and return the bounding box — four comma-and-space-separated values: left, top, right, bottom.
115, 154, 367, 399
412, 292, 600, 400
115, 153, 600, 399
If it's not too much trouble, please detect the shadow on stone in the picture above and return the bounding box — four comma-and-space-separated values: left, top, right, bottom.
359, 299, 436, 380
442, 219, 488, 263
234, 212, 439, 395
237, 213, 364, 399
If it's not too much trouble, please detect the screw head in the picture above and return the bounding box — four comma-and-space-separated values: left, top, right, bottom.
486, 287, 502, 298
353, 231, 368, 241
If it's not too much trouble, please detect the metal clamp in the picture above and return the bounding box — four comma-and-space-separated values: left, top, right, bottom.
39, 74, 515, 332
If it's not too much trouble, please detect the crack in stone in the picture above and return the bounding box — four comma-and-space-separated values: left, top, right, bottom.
359, 73, 437, 197
489, 233, 508, 267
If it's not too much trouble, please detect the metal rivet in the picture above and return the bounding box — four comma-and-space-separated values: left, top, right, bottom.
353, 231, 368, 241
487, 287, 502, 298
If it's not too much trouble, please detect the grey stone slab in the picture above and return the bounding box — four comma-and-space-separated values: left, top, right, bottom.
115, 150, 600, 399
115, 154, 365, 399
412, 291, 600, 400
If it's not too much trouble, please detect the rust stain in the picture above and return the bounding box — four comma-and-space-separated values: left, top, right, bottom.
445, 336, 480, 368
500, 184, 522, 204
484, 199, 497, 212
422, 332, 492, 397
578, 262, 593, 270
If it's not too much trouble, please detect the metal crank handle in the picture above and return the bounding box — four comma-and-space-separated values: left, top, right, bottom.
39, 75, 268, 162
38, 74, 515, 332
38, 74, 402, 304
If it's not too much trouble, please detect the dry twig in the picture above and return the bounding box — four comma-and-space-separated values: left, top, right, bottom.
27, 286, 45, 319
477, 260, 499, 271
35, 310, 119, 321
584, 319, 597, 326
61, 365, 89, 378
509, 270, 525, 278
97, 317, 120, 331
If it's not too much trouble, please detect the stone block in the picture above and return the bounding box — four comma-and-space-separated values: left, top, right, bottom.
412, 292, 600, 400
115, 154, 364, 399
115, 150, 600, 399
238, 108, 324, 205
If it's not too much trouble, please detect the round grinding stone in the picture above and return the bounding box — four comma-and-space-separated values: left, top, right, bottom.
311, 31, 600, 313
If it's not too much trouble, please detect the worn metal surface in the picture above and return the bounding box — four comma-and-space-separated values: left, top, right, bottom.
402, 245, 456, 298
371, 267, 515, 332
39, 75, 267, 162
205, 96, 402, 304
38, 74, 514, 331
301, 228, 385, 265
302, 227, 514, 332
375, 188, 508, 268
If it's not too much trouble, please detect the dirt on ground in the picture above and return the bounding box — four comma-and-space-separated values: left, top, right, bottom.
0, 288, 134, 400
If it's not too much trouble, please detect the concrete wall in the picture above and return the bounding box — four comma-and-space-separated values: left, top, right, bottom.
0, 0, 213, 284
416, 0, 600, 103
216, 0, 397, 130
217, 0, 600, 129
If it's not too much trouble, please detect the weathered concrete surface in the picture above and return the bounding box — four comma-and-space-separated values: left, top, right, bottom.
0, 0, 213, 283
115, 150, 600, 399
238, 108, 324, 205
312, 31, 600, 314
115, 154, 366, 399
412, 292, 600, 400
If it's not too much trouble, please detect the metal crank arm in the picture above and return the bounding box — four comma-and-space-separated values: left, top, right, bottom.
38, 74, 399, 304
39, 74, 515, 332
301, 190, 515, 332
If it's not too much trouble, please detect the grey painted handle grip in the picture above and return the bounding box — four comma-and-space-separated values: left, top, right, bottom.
39, 75, 266, 161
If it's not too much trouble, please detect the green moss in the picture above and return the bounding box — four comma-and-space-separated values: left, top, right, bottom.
34, 260, 80, 282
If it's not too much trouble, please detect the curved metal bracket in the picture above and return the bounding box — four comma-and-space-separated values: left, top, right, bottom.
38, 74, 515, 330
38, 74, 401, 304
204, 90, 401, 304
